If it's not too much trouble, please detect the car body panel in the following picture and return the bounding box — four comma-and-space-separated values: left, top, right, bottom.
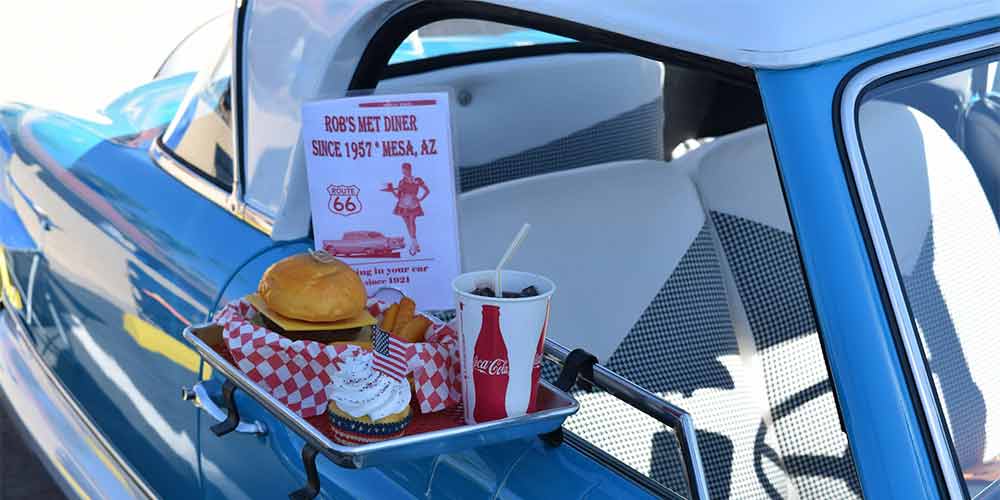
0, 308, 154, 499
2, 2, 999, 499
0, 74, 275, 497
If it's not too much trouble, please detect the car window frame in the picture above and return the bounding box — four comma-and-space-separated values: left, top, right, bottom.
836, 29, 1000, 500
150, 5, 274, 236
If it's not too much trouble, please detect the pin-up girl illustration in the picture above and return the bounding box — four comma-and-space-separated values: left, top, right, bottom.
385, 162, 430, 255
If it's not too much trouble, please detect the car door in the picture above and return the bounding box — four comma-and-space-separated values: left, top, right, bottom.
0, 26, 290, 498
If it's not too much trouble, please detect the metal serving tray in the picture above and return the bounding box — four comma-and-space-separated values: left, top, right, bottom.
183, 323, 579, 469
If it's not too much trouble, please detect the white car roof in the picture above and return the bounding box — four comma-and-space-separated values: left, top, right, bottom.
490, 0, 998, 68
245, 0, 999, 239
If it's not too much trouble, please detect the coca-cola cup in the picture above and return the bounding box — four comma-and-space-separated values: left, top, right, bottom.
452, 270, 555, 425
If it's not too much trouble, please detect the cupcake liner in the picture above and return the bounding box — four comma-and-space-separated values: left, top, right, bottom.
328, 409, 413, 438
329, 426, 406, 446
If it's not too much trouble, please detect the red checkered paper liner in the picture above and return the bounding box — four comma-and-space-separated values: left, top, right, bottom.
407, 318, 462, 413
214, 298, 462, 418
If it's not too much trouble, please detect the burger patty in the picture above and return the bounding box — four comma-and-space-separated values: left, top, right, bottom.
253, 312, 369, 343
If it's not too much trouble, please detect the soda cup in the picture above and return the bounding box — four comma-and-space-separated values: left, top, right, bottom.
452, 270, 555, 424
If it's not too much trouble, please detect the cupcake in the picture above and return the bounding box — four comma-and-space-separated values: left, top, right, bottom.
327, 351, 412, 445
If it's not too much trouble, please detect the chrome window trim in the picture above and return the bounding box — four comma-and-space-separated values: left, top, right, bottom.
151, 137, 235, 212
151, 5, 277, 238
150, 138, 274, 237
839, 32, 1000, 499
237, 202, 275, 236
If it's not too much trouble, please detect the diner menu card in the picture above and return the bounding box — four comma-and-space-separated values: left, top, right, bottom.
301, 92, 461, 310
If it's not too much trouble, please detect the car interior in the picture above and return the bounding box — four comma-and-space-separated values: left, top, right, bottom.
859, 61, 1000, 497
363, 19, 860, 499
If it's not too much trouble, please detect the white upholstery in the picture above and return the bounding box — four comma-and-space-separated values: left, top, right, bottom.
677, 126, 791, 234
679, 124, 860, 498
270, 52, 665, 240
458, 159, 702, 361
378, 53, 664, 167
675, 125, 786, 398
859, 101, 1000, 468
859, 102, 934, 274
459, 158, 781, 497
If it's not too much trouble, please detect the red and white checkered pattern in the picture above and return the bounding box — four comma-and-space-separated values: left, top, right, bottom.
407, 318, 462, 413
214, 298, 462, 417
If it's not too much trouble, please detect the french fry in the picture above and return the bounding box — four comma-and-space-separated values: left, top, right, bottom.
393, 297, 416, 335
381, 303, 399, 331
397, 315, 431, 343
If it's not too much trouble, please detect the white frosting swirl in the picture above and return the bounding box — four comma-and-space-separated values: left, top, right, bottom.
330, 351, 411, 421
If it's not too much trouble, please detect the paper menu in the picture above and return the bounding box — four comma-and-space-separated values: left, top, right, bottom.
301, 92, 461, 310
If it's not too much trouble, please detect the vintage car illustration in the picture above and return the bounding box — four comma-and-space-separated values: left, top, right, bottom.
1, 0, 998, 499
323, 230, 405, 257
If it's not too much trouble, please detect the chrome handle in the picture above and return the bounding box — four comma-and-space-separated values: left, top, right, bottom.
544, 339, 710, 500
182, 383, 267, 436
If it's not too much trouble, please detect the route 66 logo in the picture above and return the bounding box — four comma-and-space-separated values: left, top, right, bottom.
327, 184, 362, 216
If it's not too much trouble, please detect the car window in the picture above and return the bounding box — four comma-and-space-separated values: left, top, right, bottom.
358, 17, 862, 500
389, 20, 573, 65
239, 20, 574, 221
161, 38, 234, 190
156, 13, 231, 80
857, 56, 1000, 498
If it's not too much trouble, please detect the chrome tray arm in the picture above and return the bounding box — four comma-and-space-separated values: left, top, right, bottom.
543, 339, 710, 500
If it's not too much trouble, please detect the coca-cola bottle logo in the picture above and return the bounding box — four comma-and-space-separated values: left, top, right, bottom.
473, 355, 510, 376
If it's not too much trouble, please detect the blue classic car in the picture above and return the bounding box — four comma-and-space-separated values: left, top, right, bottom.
2, 1, 1000, 498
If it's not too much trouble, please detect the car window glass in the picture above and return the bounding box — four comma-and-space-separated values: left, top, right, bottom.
361, 18, 862, 500
389, 20, 573, 65
161, 38, 234, 190
858, 56, 1000, 498
156, 13, 231, 80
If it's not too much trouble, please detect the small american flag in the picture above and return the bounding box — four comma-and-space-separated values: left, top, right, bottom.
372, 325, 409, 381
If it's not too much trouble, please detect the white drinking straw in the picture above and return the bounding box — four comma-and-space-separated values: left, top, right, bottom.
495, 223, 531, 297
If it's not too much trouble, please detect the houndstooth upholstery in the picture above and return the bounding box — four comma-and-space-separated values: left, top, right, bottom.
711, 211, 862, 499
459, 99, 663, 191
861, 101, 1000, 482
544, 223, 785, 499
903, 226, 989, 468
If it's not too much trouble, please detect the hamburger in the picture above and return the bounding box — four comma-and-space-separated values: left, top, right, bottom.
251, 251, 375, 343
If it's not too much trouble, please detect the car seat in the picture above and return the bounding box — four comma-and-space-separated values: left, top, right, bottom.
379, 53, 664, 191
459, 160, 791, 498
680, 125, 862, 499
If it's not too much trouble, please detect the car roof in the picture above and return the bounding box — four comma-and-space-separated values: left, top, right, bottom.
245, 0, 998, 240
489, 0, 997, 68
258, 0, 998, 70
